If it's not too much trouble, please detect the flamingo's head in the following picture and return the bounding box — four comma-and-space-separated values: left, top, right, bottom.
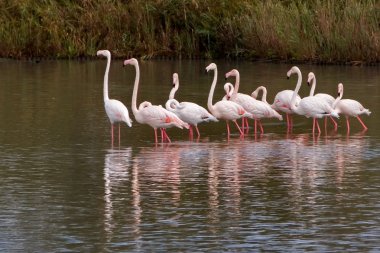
123, 58, 138, 67
287, 66, 300, 79
205, 63, 217, 73
96, 50, 111, 58
307, 72, 315, 86
337, 83, 344, 96
172, 73, 179, 87
225, 69, 238, 80
223, 82, 234, 100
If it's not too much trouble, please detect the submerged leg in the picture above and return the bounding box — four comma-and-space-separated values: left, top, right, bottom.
163, 129, 171, 143
259, 120, 264, 134
111, 124, 114, 147
154, 128, 158, 143
346, 116, 350, 133
118, 123, 121, 146
233, 120, 244, 136
226, 121, 231, 139
356, 116, 368, 130
316, 119, 321, 133
195, 125, 201, 138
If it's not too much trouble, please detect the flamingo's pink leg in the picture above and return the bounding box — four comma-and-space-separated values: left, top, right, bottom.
118, 123, 121, 146
254, 120, 257, 134
226, 121, 231, 138
312, 118, 315, 134
195, 125, 201, 138
346, 116, 350, 133
163, 129, 171, 143
241, 118, 245, 131
189, 125, 193, 139
154, 128, 158, 143
245, 117, 249, 134
356, 116, 368, 130
330, 116, 338, 131
316, 119, 321, 133
233, 120, 244, 136
111, 124, 114, 147
259, 120, 264, 134
286, 113, 290, 130
160, 128, 165, 142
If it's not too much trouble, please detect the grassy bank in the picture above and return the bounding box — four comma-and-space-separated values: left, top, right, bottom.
0, 0, 379, 64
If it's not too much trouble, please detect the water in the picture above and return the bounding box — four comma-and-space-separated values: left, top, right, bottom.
0, 59, 379, 252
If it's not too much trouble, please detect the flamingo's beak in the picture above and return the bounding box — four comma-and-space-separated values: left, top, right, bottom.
307, 81, 310, 86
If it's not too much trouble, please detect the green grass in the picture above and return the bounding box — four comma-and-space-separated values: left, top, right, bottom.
0, 0, 378, 64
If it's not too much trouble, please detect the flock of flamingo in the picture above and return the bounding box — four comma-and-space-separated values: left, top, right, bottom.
97, 50, 371, 145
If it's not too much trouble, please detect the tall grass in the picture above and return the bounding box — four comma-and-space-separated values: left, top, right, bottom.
0, 0, 378, 63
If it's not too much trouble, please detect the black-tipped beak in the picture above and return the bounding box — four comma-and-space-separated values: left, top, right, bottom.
204, 69, 208, 74
172, 83, 175, 87
122, 64, 125, 67
287, 76, 289, 80
225, 77, 228, 81
337, 92, 340, 96
307, 82, 310, 86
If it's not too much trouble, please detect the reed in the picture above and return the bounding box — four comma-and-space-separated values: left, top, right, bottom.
0, 0, 378, 64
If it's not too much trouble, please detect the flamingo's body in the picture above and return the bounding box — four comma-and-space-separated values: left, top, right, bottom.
333, 83, 371, 132
225, 69, 279, 134
271, 82, 301, 131
224, 83, 282, 133
307, 72, 338, 130
165, 73, 217, 138
206, 64, 252, 138
288, 66, 339, 134
250, 86, 283, 121
123, 58, 188, 143
97, 50, 132, 146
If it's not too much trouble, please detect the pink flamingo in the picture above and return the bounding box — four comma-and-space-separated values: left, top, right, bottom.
332, 83, 371, 132
271, 71, 302, 131
307, 72, 338, 130
225, 69, 281, 134
206, 63, 252, 138
250, 86, 283, 121
287, 66, 339, 134
123, 58, 188, 143
224, 83, 283, 133
97, 50, 132, 146
165, 73, 217, 139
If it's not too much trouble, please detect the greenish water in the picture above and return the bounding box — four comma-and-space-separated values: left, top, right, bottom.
0, 59, 379, 252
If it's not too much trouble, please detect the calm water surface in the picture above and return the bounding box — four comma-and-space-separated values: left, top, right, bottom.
0, 59, 379, 252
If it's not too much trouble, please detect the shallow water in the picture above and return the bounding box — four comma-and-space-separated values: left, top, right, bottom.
0, 59, 379, 252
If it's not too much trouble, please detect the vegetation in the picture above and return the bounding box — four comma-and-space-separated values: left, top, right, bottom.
0, 0, 379, 64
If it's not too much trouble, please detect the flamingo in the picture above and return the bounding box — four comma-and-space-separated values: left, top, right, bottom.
250, 86, 283, 121
225, 69, 279, 134
332, 83, 371, 132
205, 63, 252, 138
287, 66, 339, 134
165, 73, 217, 138
224, 83, 283, 133
307, 72, 338, 130
97, 50, 132, 146
123, 58, 188, 143
271, 71, 302, 132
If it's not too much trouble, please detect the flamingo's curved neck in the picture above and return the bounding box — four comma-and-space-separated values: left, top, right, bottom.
332, 86, 343, 109
290, 68, 302, 111
309, 75, 316, 97
254, 86, 267, 103
165, 99, 178, 112
103, 54, 111, 102
233, 70, 240, 96
131, 62, 141, 115
169, 81, 179, 100
207, 67, 218, 115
